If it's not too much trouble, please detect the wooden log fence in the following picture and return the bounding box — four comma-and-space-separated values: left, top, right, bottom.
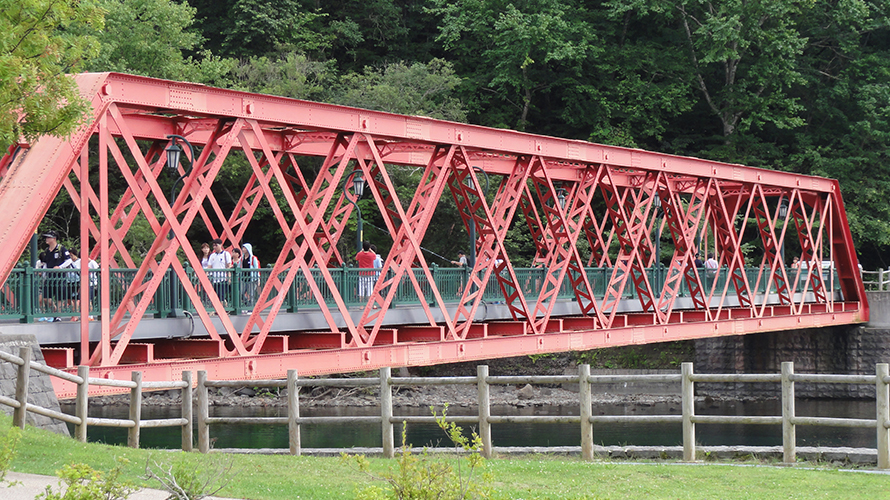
0, 347, 192, 451
2, 346, 890, 466
861, 268, 890, 291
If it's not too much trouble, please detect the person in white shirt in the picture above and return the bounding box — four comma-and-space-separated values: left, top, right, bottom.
704, 252, 719, 287
65, 247, 98, 321
207, 238, 232, 304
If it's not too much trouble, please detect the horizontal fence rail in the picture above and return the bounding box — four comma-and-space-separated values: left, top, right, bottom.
862, 268, 890, 291
0, 264, 841, 322
2, 348, 889, 466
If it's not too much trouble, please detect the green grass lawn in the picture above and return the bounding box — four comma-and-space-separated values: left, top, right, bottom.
2, 414, 888, 499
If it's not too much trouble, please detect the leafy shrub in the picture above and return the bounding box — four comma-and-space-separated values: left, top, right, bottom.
0, 426, 21, 483
342, 404, 492, 499
37, 460, 137, 500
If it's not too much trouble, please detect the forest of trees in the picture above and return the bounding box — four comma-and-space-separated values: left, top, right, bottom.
5, 0, 890, 267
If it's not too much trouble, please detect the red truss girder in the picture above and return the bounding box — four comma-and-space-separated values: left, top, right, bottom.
0, 72, 867, 376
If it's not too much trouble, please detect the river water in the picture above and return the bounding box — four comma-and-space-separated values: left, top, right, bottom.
62, 399, 877, 450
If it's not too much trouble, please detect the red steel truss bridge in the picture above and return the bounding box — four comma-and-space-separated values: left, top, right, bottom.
0, 73, 868, 397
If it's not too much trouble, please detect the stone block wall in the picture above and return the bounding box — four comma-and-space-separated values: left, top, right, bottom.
0, 334, 70, 435
694, 325, 890, 399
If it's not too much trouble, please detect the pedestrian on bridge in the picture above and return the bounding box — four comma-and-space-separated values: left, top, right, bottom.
207, 239, 232, 305
38, 231, 70, 322
65, 247, 98, 321
356, 241, 376, 302
240, 243, 260, 303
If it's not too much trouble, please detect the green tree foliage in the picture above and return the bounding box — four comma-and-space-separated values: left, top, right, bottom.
0, 0, 103, 145
187, 0, 331, 58
232, 51, 335, 100
606, 0, 809, 155
333, 59, 467, 121
787, 0, 890, 263
430, 0, 596, 131
82, 0, 234, 85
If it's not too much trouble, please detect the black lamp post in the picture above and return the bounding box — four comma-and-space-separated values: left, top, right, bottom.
343, 170, 365, 253
652, 195, 663, 290
467, 167, 490, 268
778, 197, 789, 266
164, 134, 194, 317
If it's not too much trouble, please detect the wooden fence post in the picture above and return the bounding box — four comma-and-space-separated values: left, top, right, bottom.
197, 370, 209, 453
877, 363, 889, 469
288, 370, 300, 456
477, 365, 491, 458
128, 371, 142, 448
181, 371, 193, 452
13, 347, 31, 429
681, 362, 695, 461
782, 361, 796, 464
380, 367, 394, 458
75, 365, 89, 442
579, 364, 593, 461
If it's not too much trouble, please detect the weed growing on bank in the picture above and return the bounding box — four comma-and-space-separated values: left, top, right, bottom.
342, 405, 492, 499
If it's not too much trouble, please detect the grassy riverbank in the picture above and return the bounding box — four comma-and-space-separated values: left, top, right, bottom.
3, 415, 888, 499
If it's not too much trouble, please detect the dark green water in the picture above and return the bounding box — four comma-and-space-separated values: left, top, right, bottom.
61, 399, 877, 450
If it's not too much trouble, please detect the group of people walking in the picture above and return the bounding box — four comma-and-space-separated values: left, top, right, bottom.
198, 239, 260, 305
35, 231, 98, 322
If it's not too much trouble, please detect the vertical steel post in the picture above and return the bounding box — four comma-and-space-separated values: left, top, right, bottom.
75, 365, 89, 442
782, 361, 796, 464
181, 370, 193, 452
197, 370, 209, 453
13, 347, 31, 429
477, 365, 491, 458
877, 363, 889, 469
681, 362, 695, 461
233, 267, 242, 315
22, 265, 33, 323
128, 371, 142, 448
288, 369, 301, 456
579, 364, 594, 460
380, 367, 394, 458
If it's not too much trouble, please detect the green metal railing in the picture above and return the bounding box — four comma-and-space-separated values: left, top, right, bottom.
1, 264, 839, 323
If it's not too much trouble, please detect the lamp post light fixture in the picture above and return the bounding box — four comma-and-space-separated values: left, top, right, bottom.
466, 167, 490, 269
343, 170, 365, 253
164, 135, 195, 318
778, 197, 789, 266
652, 194, 663, 290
